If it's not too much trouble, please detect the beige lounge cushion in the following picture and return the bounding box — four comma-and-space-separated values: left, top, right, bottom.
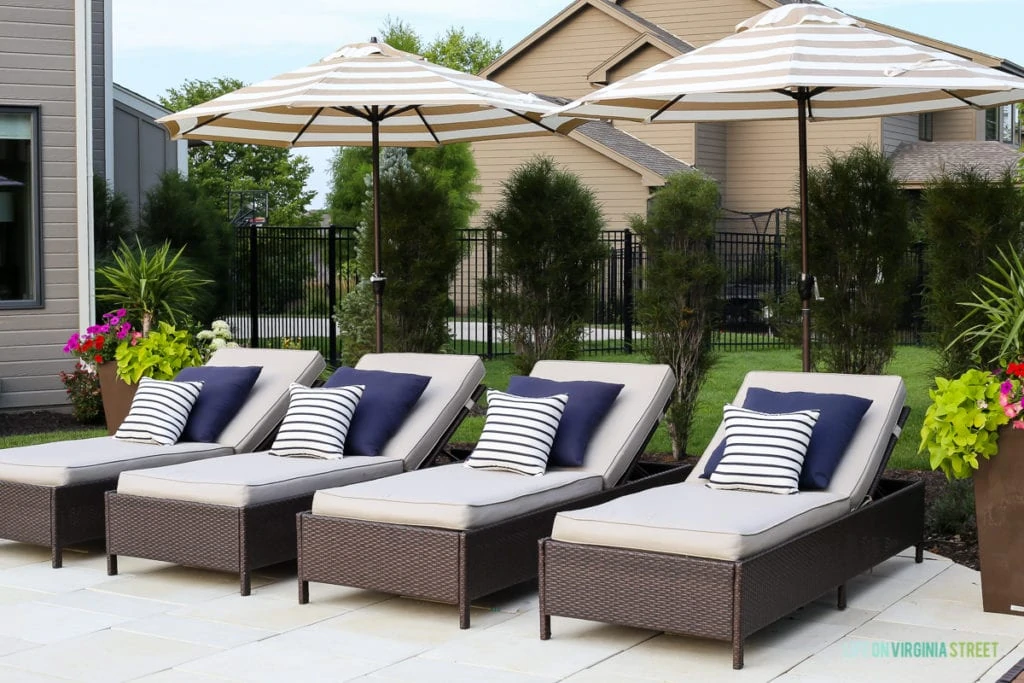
552, 479, 850, 561
117, 453, 403, 507
531, 360, 674, 486
689, 371, 905, 509
0, 438, 231, 487
354, 353, 485, 470
312, 465, 603, 530
211, 348, 326, 452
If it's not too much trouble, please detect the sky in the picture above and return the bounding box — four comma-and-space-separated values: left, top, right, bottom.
111, 0, 1023, 210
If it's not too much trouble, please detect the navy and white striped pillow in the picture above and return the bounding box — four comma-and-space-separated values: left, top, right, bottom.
707, 404, 820, 495
270, 383, 364, 459
465, 389, 569, 476
114, 376, 205, 446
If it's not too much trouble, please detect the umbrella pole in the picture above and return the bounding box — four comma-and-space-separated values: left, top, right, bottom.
797, 89, 812, 373
370, 112, 385, 354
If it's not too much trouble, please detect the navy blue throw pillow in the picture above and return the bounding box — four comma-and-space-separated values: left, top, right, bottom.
701, 389, 873, 489
506, 376, 624, 467
174, 366, 262, 443
324, 367, 430, 456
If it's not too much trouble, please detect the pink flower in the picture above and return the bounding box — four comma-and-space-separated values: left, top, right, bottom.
1001, 380, 1015, 396
63, 333, 80, 353
116, 308, 127, 318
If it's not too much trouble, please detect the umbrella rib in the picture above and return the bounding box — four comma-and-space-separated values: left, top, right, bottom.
942, 89, 980, 108
414, 106, 441, 145
181, 113, 229, 136
650, 94, 685, 122
291, 107, 324, 146
335, 106, 371, 120
507, 109, 559, 134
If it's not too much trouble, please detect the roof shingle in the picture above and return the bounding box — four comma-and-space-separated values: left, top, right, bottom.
889, 141, 1022, 186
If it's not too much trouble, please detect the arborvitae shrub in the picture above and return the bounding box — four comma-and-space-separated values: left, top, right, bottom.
631, 171, 724, 458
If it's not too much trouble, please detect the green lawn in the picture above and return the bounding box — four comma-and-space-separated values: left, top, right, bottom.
453, 345, 937, 470
2, 346, 938, 471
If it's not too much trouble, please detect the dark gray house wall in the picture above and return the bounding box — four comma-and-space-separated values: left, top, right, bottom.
112, 85, 184, 220
91, 0, 105, 178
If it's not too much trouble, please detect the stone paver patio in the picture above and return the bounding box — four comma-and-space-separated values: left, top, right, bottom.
0, 542, 1019, 682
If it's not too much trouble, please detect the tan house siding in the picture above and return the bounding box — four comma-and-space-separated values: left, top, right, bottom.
725, 118, 882, 212
0, 0, 80, 409
472, 135, 650, 230
621, 0, 769, 47
933, 109, 983, 141
615, 120, 695, 167
490, 5, 639, 99
695, 122, 728, 189
882, 115, 920, 154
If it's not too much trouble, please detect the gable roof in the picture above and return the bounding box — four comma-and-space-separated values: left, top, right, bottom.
587, 34, 685, 85
481, 0, 693, 78
890, 141, 1023, 188
574, 121, 692, 182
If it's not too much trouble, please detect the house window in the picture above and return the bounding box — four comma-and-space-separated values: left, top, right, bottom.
985, 105, 1021, 147
918, 113, 933, 141
0, 107, 41, 308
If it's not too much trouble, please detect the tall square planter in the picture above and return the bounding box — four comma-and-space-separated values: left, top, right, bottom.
974, 426, 1024, 616
96, 362, 137, 435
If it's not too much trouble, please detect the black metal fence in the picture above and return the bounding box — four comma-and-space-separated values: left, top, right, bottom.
228, 218, 925, 366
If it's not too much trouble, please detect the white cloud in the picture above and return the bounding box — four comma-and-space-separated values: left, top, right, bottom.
112, 0, 560, 54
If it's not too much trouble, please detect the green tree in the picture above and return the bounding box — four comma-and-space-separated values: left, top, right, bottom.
484, 156, 606, 374
161, 77, 316, 226
789, 145, 912, 374
136, 171, 233, 323
377, 16, 503, 72
919, 167, 1024, 377
93, 175, 133, 255
336, 149, 463, 362
631, 172, 724, 459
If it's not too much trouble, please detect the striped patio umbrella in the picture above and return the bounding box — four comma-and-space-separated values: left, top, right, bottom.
158, 39, 569, 353
558, 3, 1024, 371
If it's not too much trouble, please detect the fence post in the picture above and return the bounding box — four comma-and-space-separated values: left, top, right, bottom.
327, 226, 338, 366
486, 228, 494, 359
248, 222, 259, 349
623, 229, 634, 354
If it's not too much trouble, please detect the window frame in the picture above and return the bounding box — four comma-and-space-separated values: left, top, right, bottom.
0, 105, 43, 310
918, 113, 933, 142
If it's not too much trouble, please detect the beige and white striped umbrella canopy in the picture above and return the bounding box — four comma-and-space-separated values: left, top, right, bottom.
158, 41, 570, 147
158, 40, 571, 354
559, 3, 1024, 123
559, 2, 1024, 372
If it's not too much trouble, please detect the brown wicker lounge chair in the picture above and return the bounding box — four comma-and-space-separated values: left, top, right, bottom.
296, 360, 686, 627
538, 371, 922, 670
104, 353, 486, 596
0, 348, 325, 568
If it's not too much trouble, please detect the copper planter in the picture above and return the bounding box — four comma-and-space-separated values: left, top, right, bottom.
974, 426, 1024, 616
96, 362, 137, 435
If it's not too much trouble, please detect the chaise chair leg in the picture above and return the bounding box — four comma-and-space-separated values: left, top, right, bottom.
298, 579, 309, 604
107, 554, 118, 576
51, 546, 62, 569
240, 570, 251, 597
837, 584, 847, 610
915, 544, 924, 563
732, 637, 744, 669
540, 613, 551, 640
458, 595, 470, 629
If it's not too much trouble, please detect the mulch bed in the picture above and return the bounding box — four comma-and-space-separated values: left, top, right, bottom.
3, 412, 980, 570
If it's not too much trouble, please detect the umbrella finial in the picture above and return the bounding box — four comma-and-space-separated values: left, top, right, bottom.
370, 36, 378, 43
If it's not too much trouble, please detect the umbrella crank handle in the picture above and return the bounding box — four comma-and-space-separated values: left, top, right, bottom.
370, 273, 387, 295
798, 274, 816, 301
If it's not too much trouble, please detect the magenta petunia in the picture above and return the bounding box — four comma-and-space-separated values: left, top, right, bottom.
116, 308, 127, 318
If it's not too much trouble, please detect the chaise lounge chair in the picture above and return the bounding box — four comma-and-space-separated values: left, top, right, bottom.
537, 371, 923, 669
0, 348, 324, 568
296, 360, 685, 627
104, 353, 486, 595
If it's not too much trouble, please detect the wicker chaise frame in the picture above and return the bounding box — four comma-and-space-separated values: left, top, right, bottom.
0, 478, 115, 568
105, 385, 484, 596
296, 398, 680, 628
538, 407, 923, 670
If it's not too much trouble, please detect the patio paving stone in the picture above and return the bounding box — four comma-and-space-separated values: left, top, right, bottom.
0, 601, 130, 645
39, 588, 174, 619
0, 666, 77, 682
113, 613, 277, 649
0, 629, 218, 682
357, 657, 558, 683
168, 589, 349, 632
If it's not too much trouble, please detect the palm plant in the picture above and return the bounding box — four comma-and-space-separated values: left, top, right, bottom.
954, 247, 1024, 366
96, 238, 211, 335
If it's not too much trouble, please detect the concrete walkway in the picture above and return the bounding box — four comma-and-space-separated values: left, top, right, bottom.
0, 542, 1019, 682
